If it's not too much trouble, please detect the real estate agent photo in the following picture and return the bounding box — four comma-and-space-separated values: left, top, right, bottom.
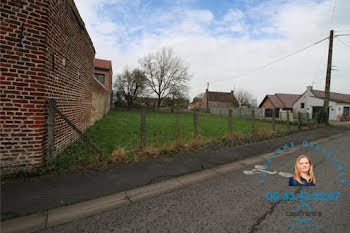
289, 155, 316, 186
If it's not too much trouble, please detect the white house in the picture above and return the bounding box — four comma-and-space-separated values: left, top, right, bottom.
293, 86, 350, 121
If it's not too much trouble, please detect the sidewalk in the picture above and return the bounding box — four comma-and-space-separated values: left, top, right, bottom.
1, 126, 349, 223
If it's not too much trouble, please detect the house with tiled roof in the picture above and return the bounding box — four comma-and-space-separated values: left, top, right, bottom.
293, 86, 350, 121
94, 58, 113, 92
188, 101, 203, 111
202, 89, 239, 112
259, 93, 301, 118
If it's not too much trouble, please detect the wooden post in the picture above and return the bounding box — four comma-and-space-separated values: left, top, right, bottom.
251, 109, 255, 137
193, 110, 198, 139
298, 112, 301, 129
272, 109, 276, 131
140, 108, 146, 150
306, 112, 310, 127
323, 30, 334, 124
228, 109, 232, 137
286, 110, 290, 130
46, 98, 56, 162
175, 115, 181, 145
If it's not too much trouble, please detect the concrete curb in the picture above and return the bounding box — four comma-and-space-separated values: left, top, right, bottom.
1, 132, 346, 233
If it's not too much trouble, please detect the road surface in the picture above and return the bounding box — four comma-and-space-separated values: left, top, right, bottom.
37, 132, 350, 233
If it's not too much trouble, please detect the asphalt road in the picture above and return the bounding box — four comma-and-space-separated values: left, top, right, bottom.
37, 132, 350, 233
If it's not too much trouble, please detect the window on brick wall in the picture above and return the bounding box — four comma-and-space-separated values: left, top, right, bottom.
94, 73, 105, 84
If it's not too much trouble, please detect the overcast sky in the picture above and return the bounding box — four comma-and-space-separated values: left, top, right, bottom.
75, 0, 350, 104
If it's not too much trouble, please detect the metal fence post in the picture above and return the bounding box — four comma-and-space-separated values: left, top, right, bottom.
140, 108, 146, 150
46, 98, 56, 162
251, 109, 255, 137
228, 109, 232, 137
193, 110, 198, 139
287, 110, 290, 130
298, 112, 301, 129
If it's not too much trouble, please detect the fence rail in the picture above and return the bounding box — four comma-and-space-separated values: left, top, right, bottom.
210, 107, 264, 119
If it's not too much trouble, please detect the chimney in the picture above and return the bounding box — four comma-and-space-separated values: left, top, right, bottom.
307, 86, 312, 92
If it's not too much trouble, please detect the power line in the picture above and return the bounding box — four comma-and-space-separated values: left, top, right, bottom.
211, 36, 329, 84
329, 0, 337, 29
335, 34, 350, 37
336, 37, 350, 49
252, 37, 328, 72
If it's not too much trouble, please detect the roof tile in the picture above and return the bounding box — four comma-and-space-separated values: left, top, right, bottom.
94, 58, 112, 70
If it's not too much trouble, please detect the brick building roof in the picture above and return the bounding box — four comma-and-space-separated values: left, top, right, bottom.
207, 91, 235, 102
311, 90, 350, 104
94, 58, 112, 70
275, 94, 301, 108
259, 93, 301, 108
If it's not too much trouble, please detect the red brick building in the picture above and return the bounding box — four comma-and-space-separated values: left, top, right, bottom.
0, 0, 110, 174
202, 89, 239, 112
91, 58, 113, 122
94, 58, 112, 92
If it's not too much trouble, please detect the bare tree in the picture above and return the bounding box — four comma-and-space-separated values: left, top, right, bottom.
234, 88, 256, 107
114, 68, 146, 109
138, 48, 191, 109
168, 83, 189, 112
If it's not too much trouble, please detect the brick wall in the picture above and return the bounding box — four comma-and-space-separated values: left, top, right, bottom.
208, 101, 233, 109
45, 0, 95, 155
0, 0, 96, 174
91, 78, 111, 125
260, 98, 275, 109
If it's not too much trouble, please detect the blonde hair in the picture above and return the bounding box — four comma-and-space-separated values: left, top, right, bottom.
294, 155, 316, 184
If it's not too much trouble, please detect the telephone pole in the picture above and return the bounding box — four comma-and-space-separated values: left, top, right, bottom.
323, 30, 334, 124
206, 82, 209, 113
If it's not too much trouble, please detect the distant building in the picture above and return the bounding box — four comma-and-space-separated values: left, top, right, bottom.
293, 86, 350, 121
259, 93, 301, 118
188, 101, 203, 111
94, 58, 113, 92
94, 58, 113, 110
202, 89, 239, 112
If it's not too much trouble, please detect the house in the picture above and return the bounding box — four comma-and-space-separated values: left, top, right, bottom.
94, 58, 114, 110
293, 86, 350, 121
94, 58, 113, 92
188, 101, 203, 111
202, 89, 239, 112
259, 93, 301, 118
0, 0, 110, 174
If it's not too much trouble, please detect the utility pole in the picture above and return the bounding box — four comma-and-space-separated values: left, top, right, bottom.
206, 82, 209, 113
323, 29, 334, 124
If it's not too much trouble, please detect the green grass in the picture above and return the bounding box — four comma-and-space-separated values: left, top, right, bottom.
8, 110, 300, 177
84, 110, 295, 153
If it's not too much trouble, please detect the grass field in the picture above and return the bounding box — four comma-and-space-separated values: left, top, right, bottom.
34, 109, 298, 175
85, 110, 295, 153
